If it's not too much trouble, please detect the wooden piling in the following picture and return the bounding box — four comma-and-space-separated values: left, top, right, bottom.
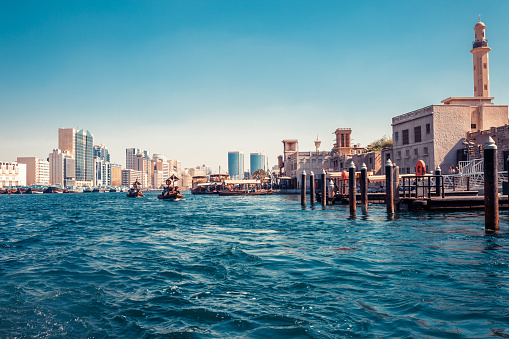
386, 159, 394, 215
393, 165, 400, 206
301, 171, 306, 206
484, 137, 499, 231
349, 162, 356, 216
321, 169, 326, 207
360, 163, 368, 213
435, 166, 442, 197
309, 171, 315, 205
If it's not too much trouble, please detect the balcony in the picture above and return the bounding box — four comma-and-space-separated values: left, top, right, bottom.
472, 40, 488, 49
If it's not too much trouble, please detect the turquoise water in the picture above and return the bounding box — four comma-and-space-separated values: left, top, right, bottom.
1, 192, 509, 338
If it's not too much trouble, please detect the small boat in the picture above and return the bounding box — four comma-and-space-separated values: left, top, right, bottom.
158, 175, 184, 200
109, 187, 120, 193
43, 187, 64, 194
126, 179, 144, 198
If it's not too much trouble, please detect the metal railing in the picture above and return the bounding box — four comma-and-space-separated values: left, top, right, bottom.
472, 40, 488, 48
400, 175, 445, 199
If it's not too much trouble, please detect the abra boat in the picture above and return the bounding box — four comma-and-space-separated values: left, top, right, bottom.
158, 175, 184, 200
126, 179, 144, 197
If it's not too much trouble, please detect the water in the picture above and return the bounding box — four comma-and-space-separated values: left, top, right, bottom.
1, 192, 509, 338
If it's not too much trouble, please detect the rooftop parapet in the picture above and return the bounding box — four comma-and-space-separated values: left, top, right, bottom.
392, 105, 433, 125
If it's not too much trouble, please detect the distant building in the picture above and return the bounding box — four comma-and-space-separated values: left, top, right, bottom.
126, 148, 151, 187
93, 158, 111, 187
48, 149, 75, 187
111, 164, 123, 187
93, 144, 110, 162
228, 151, 244, 179
390, 19, 508, 174
16, 157, 50, 186
0, 162, 26, 188
58, 128, 94, 186
250, 153, 266, 175
122, 169, 146, 187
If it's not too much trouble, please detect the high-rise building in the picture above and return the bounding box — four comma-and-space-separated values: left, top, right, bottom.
16, 157, 50, 186
228, 151, 244, 179
58, 128, 94, 186
122, 169, 146, 187
250, 153, 266, 175
48, 149, 75, 187
126, 148, 150, 187
111, 164, 123, 187
93, 144, 110, 162
93, 158, 111, 187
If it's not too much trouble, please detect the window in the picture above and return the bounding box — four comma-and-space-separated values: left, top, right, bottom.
484, 63, 487, 69
474, 65, 476, 70
395, 132, 399, 142
405, 150, 410, 157
414, 126, 422, 143
397, 151, 401, 159
414, 148, 418, 156
471, 124, 477, 129
424, 147, 428, 155
484, 84, 488, 90
402, 129, 409, 145
426, 123, 431, 134
406, 168, 410, 174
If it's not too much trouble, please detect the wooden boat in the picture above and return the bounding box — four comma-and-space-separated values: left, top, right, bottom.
126, 179, 144, 197
158, 175, 184, 200
218, 179, 274, 196
43, 187, 64, 193
25, 187, 44, 194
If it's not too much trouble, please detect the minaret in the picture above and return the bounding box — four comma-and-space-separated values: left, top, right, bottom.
471, 16, 490, 97
314, 136, 321, 153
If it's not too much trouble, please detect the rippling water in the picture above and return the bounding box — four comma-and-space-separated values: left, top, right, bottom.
1, 192, 509, 338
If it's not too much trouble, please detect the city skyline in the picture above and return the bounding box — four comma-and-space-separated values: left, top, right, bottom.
2, 1, 509, 171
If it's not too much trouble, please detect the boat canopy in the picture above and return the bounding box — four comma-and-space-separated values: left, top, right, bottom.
224, 179, 260, 185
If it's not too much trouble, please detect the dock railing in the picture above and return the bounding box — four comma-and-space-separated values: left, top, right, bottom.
401, 175, 445, 199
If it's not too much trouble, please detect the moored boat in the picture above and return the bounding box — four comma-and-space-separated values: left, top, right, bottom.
44, 187, 64, 194
158, 175, 184, 200
126, 179, 144, 198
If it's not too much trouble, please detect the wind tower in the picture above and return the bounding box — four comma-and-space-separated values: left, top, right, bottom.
471, 16, 491, 97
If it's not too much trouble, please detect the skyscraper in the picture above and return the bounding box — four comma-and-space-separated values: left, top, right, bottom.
250, 153, 266, 175
58, 128, 94, 186
228, 151, 244, 179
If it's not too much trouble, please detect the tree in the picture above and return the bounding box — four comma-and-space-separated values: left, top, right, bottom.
364, 135, 393, 153
251, 169, 268, 180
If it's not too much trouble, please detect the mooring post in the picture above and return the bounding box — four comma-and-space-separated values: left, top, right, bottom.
321, 169, 326, 207
484, 137, 499, 231
393, 165, 400, 207
435, 165, 442, 197
349, 162, 356, 216
301, 170, 306, 206
360, 163, 368, 213
328, 179, 335, 205
309, 171, 315, 205
386, 159, 394, 215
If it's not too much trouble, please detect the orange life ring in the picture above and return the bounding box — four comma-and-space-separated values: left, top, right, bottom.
415, 160, 426, 177
341, 170, 348, 180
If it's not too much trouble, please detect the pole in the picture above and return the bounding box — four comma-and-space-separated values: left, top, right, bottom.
349, 162, 356, 216
360, 163, 368, 213
386, 159, 394, 215
435, 165, 442, 197
393, 165, 400, 207
484, 137, 499, 231
301, 171, 306, 206
321, 169, 326, 207
309, 171, 315, 205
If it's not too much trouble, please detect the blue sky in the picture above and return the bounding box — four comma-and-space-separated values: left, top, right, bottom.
2, 1, 509, 171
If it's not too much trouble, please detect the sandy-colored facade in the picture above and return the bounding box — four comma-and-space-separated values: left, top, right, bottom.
0, 162, 26, 188
111, 164, 123, 187
390, 19, 508, 174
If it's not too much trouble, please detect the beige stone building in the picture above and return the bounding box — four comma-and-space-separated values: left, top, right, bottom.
0, 162, 26, 188
111, 164, 123, 187
391, 19, 508, 174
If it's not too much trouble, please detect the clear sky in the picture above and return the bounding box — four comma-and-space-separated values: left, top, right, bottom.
2, 1, 509, 172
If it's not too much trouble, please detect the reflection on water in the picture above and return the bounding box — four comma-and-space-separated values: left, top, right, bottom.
0, 192, 508, 338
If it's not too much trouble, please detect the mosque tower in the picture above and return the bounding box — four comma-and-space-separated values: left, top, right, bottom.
471, 16, 490, 97
314, 136, 321, 153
